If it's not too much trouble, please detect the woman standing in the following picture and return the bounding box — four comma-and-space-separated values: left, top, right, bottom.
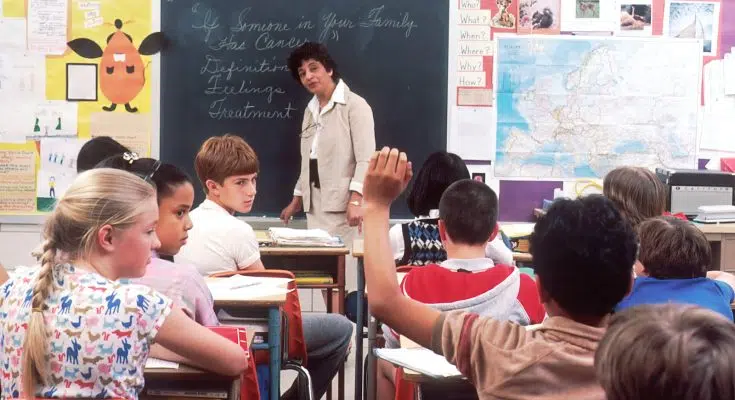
280, 42, 376, 243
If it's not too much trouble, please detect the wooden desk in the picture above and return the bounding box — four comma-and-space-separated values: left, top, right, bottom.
207, 278, 287, 400
255, 235, 350, 400
695, 223, 735, 272
257, 231, 350, 314
143, 364, 241, 399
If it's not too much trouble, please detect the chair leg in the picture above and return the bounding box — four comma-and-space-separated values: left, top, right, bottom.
338, 362, 345, 400
283, 362, 314, 400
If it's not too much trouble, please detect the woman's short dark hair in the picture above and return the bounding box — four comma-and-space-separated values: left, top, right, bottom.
76, 136, 130, 173
94, 154, 192, 204
406, 152, 470, 217
287, 42, 340, 83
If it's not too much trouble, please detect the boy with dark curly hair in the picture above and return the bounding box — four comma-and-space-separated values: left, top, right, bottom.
361, 147, 638, 400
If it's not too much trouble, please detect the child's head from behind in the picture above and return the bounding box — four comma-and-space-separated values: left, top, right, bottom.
438, 180, 498, 248
530, 195, 636, 320
638, 216, 711, 279
76, 136, 130, 173
406, 151, 470, 217
603, 166, 666, 228
596, 304, 735, 400
195, 134, 259, 214
96, 154, 195, 256
24, 169, 158, 396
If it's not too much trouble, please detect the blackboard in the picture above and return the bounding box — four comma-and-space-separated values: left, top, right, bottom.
160, 0, 449, 217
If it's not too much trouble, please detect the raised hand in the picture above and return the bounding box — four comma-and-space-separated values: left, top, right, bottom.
363, 147, 413, 209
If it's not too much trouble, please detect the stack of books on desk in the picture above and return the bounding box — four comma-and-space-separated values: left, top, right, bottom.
268, 227, 344, 247
693, 205, 735, 223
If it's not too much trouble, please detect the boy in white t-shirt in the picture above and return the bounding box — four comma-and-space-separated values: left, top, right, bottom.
176, 134, 353, 400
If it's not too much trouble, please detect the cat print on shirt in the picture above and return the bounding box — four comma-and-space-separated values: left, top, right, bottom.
0, 264, 173, 399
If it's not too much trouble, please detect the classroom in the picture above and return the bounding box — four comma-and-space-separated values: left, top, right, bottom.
1, 0, 735, 399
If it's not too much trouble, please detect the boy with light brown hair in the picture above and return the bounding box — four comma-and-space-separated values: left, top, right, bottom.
176, 134, 353, 400
176, 134, 263, 273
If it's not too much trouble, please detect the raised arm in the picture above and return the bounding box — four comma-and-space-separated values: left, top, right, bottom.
363, 147, 440, 349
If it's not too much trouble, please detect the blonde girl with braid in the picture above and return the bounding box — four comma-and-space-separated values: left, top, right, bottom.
0, 169, 247, 399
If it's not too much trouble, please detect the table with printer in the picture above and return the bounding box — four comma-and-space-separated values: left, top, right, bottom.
656, 168, 735, 271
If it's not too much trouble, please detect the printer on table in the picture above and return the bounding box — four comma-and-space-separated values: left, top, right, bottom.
655, 168, 735, 219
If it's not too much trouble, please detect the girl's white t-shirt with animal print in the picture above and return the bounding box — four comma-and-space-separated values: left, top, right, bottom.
0, 264, 173, 399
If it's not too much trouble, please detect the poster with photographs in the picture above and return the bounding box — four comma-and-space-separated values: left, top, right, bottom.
664, 1, 720, 55
618, 1, 653, 35
518, 0, 562, 34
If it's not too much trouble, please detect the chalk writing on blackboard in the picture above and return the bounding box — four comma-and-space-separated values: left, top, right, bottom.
188, 4, 417, 121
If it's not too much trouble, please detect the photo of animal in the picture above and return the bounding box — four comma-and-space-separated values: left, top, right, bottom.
518, 0, 560, 33
577, 0, 600, 18
492, 0, 517, 28
67, 19, 165, 113
620, 4, 652, 31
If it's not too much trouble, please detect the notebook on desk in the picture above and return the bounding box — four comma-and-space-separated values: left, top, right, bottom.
374, 348, 462, 379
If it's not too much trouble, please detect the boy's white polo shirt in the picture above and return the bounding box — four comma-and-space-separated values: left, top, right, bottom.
175, 199, 260, 276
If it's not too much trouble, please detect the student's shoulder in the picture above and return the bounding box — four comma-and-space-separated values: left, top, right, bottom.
1, 267, 38, 298
710, 279, 735, 299
192, 206, 254, 235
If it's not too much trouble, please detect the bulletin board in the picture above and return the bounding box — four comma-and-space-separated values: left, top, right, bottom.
445, 0, 735, 222
0, 0, 159, 214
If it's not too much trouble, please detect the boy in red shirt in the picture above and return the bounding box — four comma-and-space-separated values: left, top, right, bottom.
379, 179, 545, 398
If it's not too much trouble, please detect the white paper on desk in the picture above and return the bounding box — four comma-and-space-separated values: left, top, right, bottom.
374, 348, 462, 378
145, 358, 179, 369
27, 0, 69, 55
207, 275, 293, 301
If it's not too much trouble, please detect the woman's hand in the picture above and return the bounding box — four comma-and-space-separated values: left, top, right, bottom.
280, 197, 303, 225
347, 192, 364, 230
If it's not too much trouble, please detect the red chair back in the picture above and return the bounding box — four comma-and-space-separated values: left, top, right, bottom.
208, 325, 261, 400
209, 270, 308, 366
